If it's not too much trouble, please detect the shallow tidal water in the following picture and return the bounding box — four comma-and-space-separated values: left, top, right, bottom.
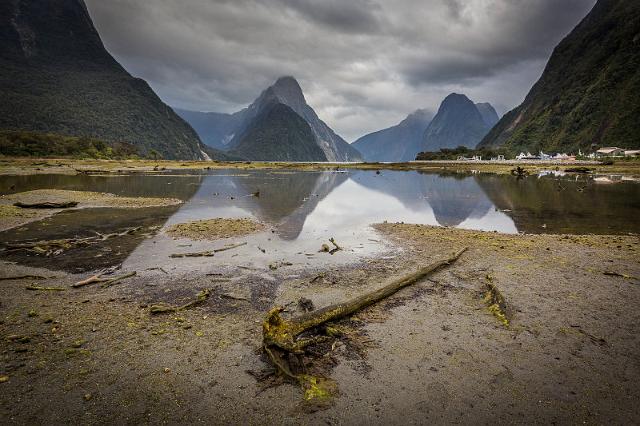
1, 169, 638, 272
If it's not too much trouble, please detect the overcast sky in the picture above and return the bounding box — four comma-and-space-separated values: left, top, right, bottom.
85, 0, 596, 141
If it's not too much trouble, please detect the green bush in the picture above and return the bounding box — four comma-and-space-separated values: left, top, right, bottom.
0, 130, 139, 159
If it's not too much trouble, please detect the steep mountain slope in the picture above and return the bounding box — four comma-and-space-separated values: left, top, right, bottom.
233, 77, 361, 161
228, 102, 327, 161
479, 0, 640, 152
352, 109, 433, 162
475, 103, 500, 128
0, 0, 208, 160
179, 77, 362, 162
422, 94, 494, 151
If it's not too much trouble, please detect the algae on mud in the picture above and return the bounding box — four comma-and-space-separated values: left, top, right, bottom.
166, 218, 265, 241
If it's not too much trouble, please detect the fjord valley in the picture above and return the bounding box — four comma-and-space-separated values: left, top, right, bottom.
1, 0, 639, 425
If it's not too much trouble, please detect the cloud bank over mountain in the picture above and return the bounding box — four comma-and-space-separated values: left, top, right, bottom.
85, 0, 596, 141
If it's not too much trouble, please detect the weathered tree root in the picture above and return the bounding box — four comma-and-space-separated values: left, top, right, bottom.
149, 289, 211, 314
72, 271, 137, 288
261, 248, 467, 401
14, 201, 78, 209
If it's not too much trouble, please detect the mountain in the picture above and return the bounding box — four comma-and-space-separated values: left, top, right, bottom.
0, 0, 210, 160
228, 102, 327, 161
174, 109, 244, 151
475, 103, 500, 128
178, 76, 363, 162
351, 109, 433, 162
422, 94, 495, 151
479, 0, 640, 152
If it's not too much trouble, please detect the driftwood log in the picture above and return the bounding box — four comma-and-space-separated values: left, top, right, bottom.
262, 247, 467, 381
14, 201, 78, 209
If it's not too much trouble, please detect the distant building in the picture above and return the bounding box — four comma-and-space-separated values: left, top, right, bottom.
516, 152, 538, 160
596, 147, 625, 157
624, 150, 640, 157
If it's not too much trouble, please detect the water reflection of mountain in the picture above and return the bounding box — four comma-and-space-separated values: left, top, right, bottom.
234, 171, 349, 239
477, 174, 640, 234
0, 175, 204, 271
351, 171, 494, 227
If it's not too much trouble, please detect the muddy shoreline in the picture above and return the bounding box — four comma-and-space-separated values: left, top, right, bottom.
2, 157, 640, 177
1, 223, 639, 424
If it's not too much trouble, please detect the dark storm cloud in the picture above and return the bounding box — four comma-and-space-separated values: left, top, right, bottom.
276, 0, 384, 34
84, 0, 596, 141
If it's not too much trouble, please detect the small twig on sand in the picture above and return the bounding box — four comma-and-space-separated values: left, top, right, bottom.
604, 271, 637, 280
170, 251, 214, 258
170, 242, 247, 258
214, 242, 247, 253
146, 267, 168, 274
72, 271, 137, 288
26, 285, 66, 291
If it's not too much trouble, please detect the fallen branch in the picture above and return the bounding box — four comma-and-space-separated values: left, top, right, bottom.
170, 242, 247, 258
26, 285, 66, 291
14, 201, 78, 209
72, 271, 136, 288
214, 242, 247, 253
262, 248, 467, 380
150, 289, 210, 314
170, 251, 214, 258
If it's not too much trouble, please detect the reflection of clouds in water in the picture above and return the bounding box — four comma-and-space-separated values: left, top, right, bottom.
302, 179, 438, 235
459, 208, 517, 233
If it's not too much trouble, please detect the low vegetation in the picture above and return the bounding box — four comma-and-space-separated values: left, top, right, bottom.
0, 130, 139, 159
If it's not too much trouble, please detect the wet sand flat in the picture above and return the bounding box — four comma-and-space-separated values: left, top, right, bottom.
1, 224, 638, 424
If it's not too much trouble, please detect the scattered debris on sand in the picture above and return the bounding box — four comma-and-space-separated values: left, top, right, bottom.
4, 227, 140, 257
260, 248, 466, 405
319, 237, 342, 255
166, 218, 264, 241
